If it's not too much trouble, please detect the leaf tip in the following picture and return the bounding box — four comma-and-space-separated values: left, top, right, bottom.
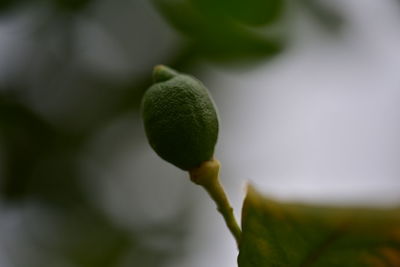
242, 183, 265, 222
244, 183, 263, 204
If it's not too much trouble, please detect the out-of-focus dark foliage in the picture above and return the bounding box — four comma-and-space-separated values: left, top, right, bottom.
0, 94, 84, 205
191, 0, 284, 26
0, 0, 93, 13
49, 0, 94, 12
153, 0, 284, 60
0, 0, 16, 13
0, 0, 191, 266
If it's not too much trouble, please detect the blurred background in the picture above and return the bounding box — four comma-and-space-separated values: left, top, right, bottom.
0, 0, 399, 266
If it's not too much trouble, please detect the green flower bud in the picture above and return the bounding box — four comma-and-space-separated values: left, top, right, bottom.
141, 65, 219, 170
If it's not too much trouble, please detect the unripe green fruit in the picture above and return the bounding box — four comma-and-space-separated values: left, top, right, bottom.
141, 65, 219, 170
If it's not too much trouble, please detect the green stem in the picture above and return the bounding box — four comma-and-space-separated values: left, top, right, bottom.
189, 159, 241, 248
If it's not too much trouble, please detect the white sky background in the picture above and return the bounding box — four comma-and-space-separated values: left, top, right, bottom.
214, 0, 400, 204
175, 1, 400, 266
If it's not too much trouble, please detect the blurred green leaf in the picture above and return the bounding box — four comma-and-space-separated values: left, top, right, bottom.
152, 0, 284, 60
191, 0, 284, 26
48, 0, 94, 12
226, 0, 284, 26
238, 186, 400, 266
0, 0, 21, 13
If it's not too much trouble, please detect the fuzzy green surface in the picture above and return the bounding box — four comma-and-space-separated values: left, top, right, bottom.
238, 186, 400, 266
141, 70, 218, 170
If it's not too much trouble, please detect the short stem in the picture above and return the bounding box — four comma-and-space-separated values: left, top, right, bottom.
189, 158, 241, 248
